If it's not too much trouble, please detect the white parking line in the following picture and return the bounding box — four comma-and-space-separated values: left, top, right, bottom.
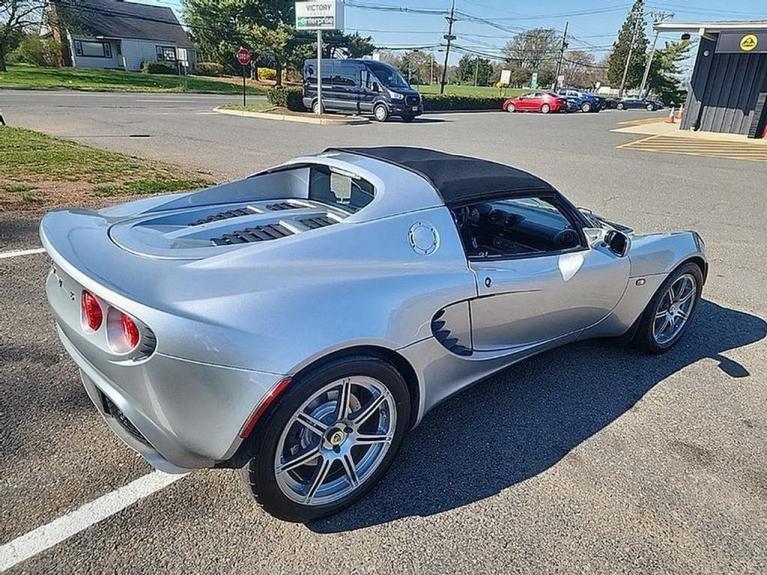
0, 471, 187, 572
0, 248, 46, 260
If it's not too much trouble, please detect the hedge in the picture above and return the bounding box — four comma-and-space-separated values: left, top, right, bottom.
195, 62, 224, 77
267, 86, 305, 111
142, 62, 177, 75
422, 94, 505, 111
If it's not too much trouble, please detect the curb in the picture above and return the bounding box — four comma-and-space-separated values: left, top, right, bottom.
215, 107, 370, 125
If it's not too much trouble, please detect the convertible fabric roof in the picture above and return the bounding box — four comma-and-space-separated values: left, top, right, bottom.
326, 146, 556, 207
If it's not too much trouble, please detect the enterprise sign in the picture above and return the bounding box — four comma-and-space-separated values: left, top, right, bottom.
295, 0, 344, 30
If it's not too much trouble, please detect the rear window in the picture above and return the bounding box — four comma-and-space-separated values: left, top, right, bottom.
309, 166, 375, 213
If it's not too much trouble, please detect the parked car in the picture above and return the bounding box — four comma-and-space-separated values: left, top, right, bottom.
503, 91, 568, 113
41, 147, 707, 522
616, 97, 664, 111
557, 89, 604, 112
303, 59, 423, 122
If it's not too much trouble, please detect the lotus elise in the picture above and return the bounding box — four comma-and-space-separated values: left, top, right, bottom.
41, 147, 707, 522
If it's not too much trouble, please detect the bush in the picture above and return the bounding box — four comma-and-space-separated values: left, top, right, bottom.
422, 94, 505, 111
195, 61, 224, 77
142, 61, 177, 75
267, 86, 305, 111
9, 36, 60, 67
258, 67, 277, 81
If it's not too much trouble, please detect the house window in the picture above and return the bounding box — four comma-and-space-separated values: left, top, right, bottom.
156, 46, 177, 62
74, 40, 112, 58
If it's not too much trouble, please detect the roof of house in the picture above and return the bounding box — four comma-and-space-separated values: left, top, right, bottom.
654, 20, 767, 34
326, 147, 556, 207
54, 0, 194, 48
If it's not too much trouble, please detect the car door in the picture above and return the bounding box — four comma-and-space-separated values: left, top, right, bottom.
359, 67, 377, 113
462, 195, 630, 352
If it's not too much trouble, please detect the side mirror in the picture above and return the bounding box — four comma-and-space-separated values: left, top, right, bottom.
371, 82, 380, 93
605, 230, 630, 257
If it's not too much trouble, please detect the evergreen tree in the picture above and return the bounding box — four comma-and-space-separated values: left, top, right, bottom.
647, 39, 691, 105
606, 0, 648, 89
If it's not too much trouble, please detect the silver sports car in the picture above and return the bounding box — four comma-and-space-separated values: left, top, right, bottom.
42, 147, 707, 522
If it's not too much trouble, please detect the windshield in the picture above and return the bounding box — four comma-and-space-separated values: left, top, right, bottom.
366, 62, 410, 90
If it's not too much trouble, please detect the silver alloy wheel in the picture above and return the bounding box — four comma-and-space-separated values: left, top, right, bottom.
652, 273, 697, 345
274, 376, 396, 506
506, 103, 515, 112
541, 103, 550, 114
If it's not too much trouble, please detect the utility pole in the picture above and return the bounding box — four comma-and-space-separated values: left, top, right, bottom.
474, 58, 479, 86
639, 11, 673, 98
553, 21, 569, 90
430, 50, 435, 84
619, 1, 644, 97
440, 0, 456, 95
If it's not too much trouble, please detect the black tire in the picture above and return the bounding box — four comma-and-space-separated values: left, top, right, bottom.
581, 101, 592, 113
633, 262, 703, 354
646, 103, 654, 111
373, 104, 389, 122
540, 103, 551, 114
242, 355, 411, 522
617, 102, 625, 110
401, 114, 415, 123
312, 100, 322, 114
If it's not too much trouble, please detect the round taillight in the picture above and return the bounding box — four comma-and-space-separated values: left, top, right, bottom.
120, 313, 140, 350
81, 291, 103, 331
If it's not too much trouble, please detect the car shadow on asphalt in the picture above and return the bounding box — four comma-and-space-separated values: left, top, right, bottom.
309, 299, 766, 533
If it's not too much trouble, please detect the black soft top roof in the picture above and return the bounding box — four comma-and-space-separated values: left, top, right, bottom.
326, 146, 557, 207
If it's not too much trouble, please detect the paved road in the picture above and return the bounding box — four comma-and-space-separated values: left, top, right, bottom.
1, 91, 766, 574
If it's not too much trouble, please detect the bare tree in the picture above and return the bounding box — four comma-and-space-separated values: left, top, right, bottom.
0, 0, 45, 71
562, 49, 605, 88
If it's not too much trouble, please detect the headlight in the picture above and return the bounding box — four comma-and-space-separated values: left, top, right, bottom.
389, 92, 404, 100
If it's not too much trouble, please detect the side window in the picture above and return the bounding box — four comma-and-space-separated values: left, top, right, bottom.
333, 63, 358, 87
451, 196, 583, 259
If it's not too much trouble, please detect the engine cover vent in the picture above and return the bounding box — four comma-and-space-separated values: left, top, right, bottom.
266, 201, 297, 211
211, 223, 294, 246
191, 207, 254, 226
299, 215, 336, 229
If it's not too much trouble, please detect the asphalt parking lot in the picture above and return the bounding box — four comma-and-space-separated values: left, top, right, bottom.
1, 92, 766, 574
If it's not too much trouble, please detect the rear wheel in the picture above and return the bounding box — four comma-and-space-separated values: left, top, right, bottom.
646, 103, 654, 111
243, 355, 410, 522
374, 104, 390, 122
617, 102, 625, 110
633, 262, 703, 354
540, 103, 551, 114
581, 101, 592, 113
505, 102, 516, 112
312, 100, 323, 114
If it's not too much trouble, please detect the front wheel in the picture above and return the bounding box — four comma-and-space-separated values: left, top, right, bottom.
373, 104, 390, 122
505, 103, 516, 112
581, 102, 592, 113
540, 103, 550, 114
633, 262, 703, 354
646, 103, 654, 111
617, 102, 625, 110
243, 355, 410, 522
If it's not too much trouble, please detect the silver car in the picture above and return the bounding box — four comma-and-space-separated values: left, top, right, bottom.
41, 147, 707, 522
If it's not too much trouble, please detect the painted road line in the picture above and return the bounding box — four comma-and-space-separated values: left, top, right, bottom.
0, 248, 46, 260
0, 471, 187, 572
618, 135, 767, 162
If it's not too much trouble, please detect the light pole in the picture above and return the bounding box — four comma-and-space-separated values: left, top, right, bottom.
619, 1, 644, 97
639, 12, 673, 98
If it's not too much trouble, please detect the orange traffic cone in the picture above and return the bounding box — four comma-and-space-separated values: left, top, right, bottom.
665, 107, 675, 124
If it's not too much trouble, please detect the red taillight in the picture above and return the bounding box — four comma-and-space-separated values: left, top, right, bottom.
81, 291, 103, 331
119, 313, 140, 349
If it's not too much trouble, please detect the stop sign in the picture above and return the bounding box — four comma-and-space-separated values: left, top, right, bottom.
236, 47, 251, 65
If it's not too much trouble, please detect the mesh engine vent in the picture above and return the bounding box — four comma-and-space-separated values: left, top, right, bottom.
266, 202, 297, 211
211, 223, 293, 246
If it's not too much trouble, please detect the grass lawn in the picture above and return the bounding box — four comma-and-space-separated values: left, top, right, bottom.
0, 127, 213, 211
415, 84, 526, 98
0, 64, 267, 94
219, 102, 275, 113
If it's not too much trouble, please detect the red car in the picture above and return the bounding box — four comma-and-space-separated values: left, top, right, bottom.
503, 91, 568, 114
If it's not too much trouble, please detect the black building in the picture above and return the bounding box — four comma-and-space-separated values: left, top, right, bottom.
656, 21, 767, 139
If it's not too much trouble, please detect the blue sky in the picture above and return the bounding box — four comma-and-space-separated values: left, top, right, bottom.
149, 0, 767, 66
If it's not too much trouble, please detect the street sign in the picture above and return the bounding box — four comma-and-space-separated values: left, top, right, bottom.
236, 47, 251, 65
530, 72, 538, 89
500, 69, 511, 86
295, 0, 344, 31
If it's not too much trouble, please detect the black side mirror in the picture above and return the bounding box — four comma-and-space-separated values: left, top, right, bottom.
605, 230, 630, 257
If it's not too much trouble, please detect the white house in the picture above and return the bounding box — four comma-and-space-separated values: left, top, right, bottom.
50, 0, 196, 72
